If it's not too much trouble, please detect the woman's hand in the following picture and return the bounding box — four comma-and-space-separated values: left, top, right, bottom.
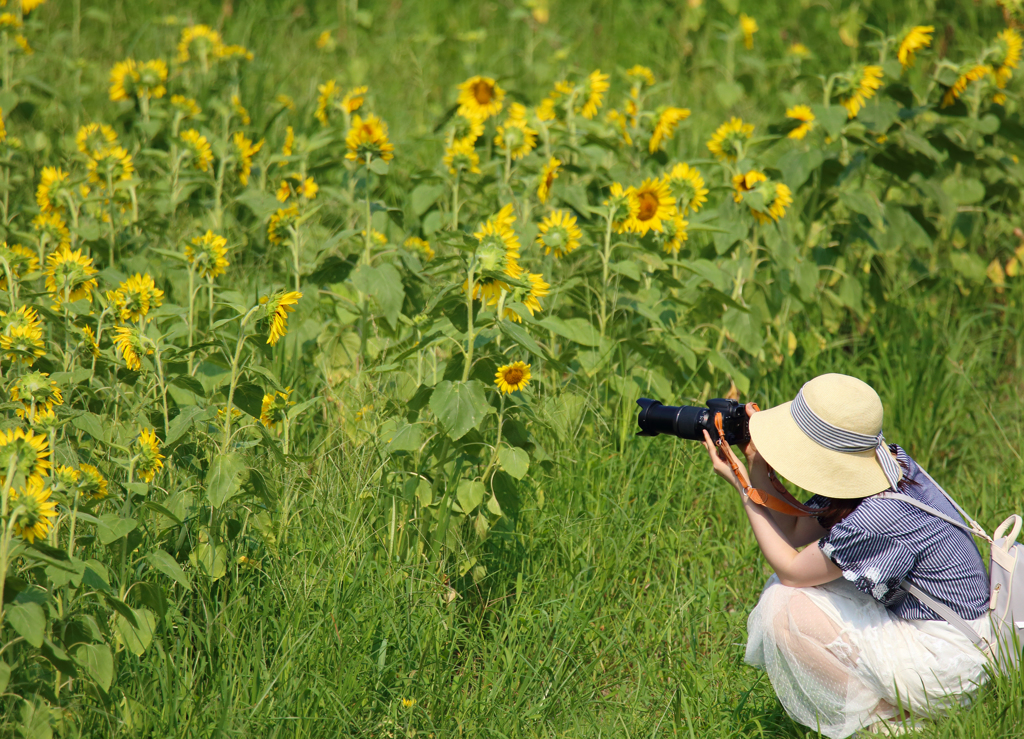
739, 403, 760, 463
702, 429, 749, 494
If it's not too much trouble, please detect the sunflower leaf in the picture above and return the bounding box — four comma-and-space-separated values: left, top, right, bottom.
430, 380, 491, 441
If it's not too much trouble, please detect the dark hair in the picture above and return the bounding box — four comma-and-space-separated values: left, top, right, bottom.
815, 446, 918, 530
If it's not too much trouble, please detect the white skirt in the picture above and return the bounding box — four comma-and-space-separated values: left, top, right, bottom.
745, 575, 993, 739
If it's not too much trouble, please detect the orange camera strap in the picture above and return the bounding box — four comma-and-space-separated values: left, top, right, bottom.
713, 409, 818, 518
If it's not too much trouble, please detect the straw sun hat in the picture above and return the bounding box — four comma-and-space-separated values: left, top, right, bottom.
748, 373, 902, 500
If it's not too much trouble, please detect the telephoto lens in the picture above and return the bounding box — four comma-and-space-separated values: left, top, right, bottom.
635, 398, 751, 445
635, 399, 710, 441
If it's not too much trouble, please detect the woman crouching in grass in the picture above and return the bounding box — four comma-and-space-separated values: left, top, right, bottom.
703, 373, 992, 738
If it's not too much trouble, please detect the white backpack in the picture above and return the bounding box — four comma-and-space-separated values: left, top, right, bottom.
878, 466, 1024, 669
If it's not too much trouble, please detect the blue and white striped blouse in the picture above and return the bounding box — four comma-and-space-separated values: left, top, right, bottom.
806, 446, 989, 621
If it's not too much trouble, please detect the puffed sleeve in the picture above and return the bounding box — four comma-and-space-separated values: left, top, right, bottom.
818, 520, 917, 606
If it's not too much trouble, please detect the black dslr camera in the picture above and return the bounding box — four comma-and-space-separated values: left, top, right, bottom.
636, 398, 751, 445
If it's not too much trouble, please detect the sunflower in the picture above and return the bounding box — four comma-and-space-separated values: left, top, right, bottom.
362, 229, 388, 246
107, 273, 164, 322
261, 291, 303, 346
494, 117, 537, 160
0, 107, 5, 144
10, 371, 62, 420
342, 86, 368, 114
733, 171, 793, 224
0, 242, 40, 290
0, 305, 45, 364
113, 326, 148, 371
537, 157, 561, 203
54, 465, 81, 492
789, 42, 811, 58
996, 28, 1023, 73
45, 245, 98, 306
898, 26, 933, 70
840, 65, 884, 118
505, 273, 550, 322
785, 105, 816, 140
706, 117, 755, 162
268, 205, 300, 245
626, 177, 676, 236
739, 13, 758, 50
449, 113, 485, 146
36, 167, 70, 213
21, 0, 48, 15
232, 132, 264, 186
494, 361, 531, 395
75, 123, 118, 158
456, 76, 505, 121
656, 212, 689, 256
181, 129, 213, 172
177, 24, 224, 64
231, 93, 250, 125
605, 182, 640, 234
992, 28, 1023, 102
536, 210, 582, 258
136, 60, 168, 99
281, 126, 295, 159
470, 209, 522, 304
626, 65, 656, 89
13, 34, 31, 55
536, 79, 573, 122
649, 106, 691, 154
444, 137, 481, 175
33, 211, 71, 249
134, 429, 165, 484
109, 59, 167, 102
0, 427, 50, 486
606, 109, 633, 146
345, 114, 395, 164
217, 44, 253, 62
78, 324, 100, 359
87, 146, 135, 189
665, 163, 708, 216
186, 231, 229, 279
108, 59, 137, 102
315, 80, 339, 125
77, 463, 109, 500
10, 477, 57, 544
404, 237, 435, 260
941, 64, 994, 108
171, 95, 201, 119
578, 69, 610, 119
276, 173, 319, 202
260, 389, 295, 429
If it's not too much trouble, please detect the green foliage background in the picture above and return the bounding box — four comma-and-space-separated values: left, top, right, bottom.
0, 0, 1022, 737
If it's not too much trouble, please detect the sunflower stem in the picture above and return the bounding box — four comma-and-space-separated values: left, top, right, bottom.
187, 264, 196, 375
66, 488, 81, 559
152, 340, 170, 440
106, 170, 116, 267
599, 210, 614, 337
462, 256, 476, 383
223, 307, 258, 453
451, 169, 460, 231
0, 459, 21, 631
363, 156, 373, 266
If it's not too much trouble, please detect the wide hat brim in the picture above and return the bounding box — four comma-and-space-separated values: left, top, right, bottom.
748, 400, 901, 499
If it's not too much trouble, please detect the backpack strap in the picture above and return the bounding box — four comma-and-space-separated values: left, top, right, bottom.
901, 580, 986, 647
875, 491, 982, 538
914, 465, 991, 541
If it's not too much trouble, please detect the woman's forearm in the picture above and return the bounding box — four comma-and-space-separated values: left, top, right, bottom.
741, 492, 841, 587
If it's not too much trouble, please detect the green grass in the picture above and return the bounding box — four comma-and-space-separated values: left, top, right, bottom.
13, 1, 1024, 736
68, 283, 1023, 738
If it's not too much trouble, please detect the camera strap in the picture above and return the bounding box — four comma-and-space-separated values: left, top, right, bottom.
713, 411, 819, 518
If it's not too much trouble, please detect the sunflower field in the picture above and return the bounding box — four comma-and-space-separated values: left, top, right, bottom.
0, 0, 1022, 736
